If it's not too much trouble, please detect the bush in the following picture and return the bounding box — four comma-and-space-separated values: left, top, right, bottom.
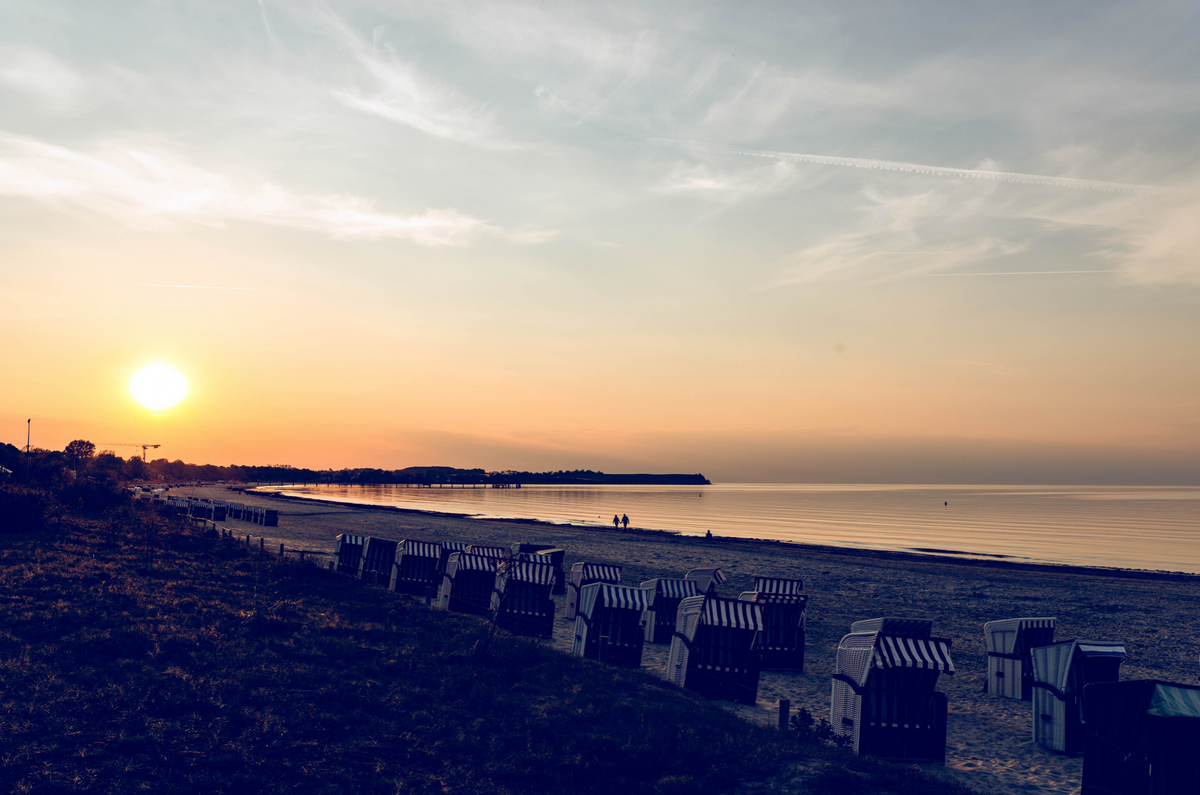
0, 485, 54, 534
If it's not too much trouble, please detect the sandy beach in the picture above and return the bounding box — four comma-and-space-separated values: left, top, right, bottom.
188, 485, 1200, 795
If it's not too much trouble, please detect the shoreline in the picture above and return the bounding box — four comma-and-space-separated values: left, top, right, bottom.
246, 485, 1200, 584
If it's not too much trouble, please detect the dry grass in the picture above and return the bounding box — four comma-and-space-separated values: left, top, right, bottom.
0, 497, 977, 795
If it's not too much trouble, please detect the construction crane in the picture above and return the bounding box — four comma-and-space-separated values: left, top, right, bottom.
100, 443, 162, 462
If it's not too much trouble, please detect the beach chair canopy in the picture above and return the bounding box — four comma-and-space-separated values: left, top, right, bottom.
837, 631, 955, 689
851, 617, 934, 637
753, 576, 804, 594
1032, 640, 1127, 696
573, 563, 622, 582
684, 568, 727, 593
739, 590, 808, 606
984, 617, 1056, 655
400, 540, 442, 558
497, 559, 556, 585
692, 594, 764, 631
467, 545, 509, 559
449, 552, 501, 573
441, 541, 469, 553
642, 578, 700, 600
579, 583, 649, 615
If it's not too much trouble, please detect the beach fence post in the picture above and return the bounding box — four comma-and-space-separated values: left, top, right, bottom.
425, 585, 433, 606
279, 543, 285, 558
599, 636, 610, 664
259, 538, 264, 552
245, 534, 250, 547
778, 699, 790, 731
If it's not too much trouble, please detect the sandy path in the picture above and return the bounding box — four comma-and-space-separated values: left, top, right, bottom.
183, 485, 1200, 795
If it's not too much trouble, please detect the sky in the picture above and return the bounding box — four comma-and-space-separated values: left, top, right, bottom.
2, 1, 1199, 483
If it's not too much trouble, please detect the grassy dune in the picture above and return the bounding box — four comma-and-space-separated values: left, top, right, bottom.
0, 500, 975, 794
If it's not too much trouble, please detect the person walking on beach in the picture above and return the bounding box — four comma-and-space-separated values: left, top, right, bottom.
621, 513, 629, 529
613, 515, 620, 529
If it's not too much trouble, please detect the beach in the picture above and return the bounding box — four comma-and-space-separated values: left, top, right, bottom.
192, 485, 1200, 795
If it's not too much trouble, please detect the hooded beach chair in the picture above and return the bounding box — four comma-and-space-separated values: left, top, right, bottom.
566, 563, 622, 620
740, 578, 808, 672
467, 544, 509, 560
1031, 639, 1126, 755
984, 617, 1056, 700
1081, 679, 1200, 795
667, 595, 763, 705
437, 541, 469, 576
512, 544, 567, 595
438, 552, 501, 615
684, 568, 727, 595
389, 540, 443, 596
357, 536, 400, 586
491, 558, 557, 638
830, 619, 954, 764
641, 578, 700, 643
571, 583, 648, 667
332, 534, 366, 575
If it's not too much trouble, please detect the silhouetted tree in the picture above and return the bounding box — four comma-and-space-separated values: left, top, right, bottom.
64, 440, 95, 471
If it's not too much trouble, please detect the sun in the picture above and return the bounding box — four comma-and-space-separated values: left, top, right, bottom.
130, 364, 188, 411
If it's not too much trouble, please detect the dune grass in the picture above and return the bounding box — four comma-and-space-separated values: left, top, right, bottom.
0, 500, 976, 794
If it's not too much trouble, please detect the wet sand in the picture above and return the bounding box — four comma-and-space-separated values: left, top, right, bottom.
187, 485, 1200, 795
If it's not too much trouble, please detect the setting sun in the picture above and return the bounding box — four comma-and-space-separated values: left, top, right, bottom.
129, 364, 188, 411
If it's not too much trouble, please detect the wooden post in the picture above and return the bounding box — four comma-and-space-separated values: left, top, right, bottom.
778, 699, 791, 731
279, 543, 285, 558
245, 534, 250, 546
259, 538, 264, 552
425, 585, 433, 606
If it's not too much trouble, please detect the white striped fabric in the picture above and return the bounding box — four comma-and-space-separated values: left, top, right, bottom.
402, 540, 441, 558
650, 578, 699, 599
454, 553, 501, 572
753, 576, 803, 594
598, 584, 648, 611
499, 560, 556, 585
1149, 684, 1200, 718
468, 545, 508, 558
337, 534, 366, 546
442, 541, 468, 552
701, 597, 763, 630
873, 634, 955, 674
581, 563, 622, 581
741, 591, 807, 605
1078, 642, 1126, 657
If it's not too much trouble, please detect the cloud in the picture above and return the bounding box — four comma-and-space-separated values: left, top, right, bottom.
317, 5, 495, 142
0, 47, 85, 108
653, 159, 795, 203
0, 133, 488, 245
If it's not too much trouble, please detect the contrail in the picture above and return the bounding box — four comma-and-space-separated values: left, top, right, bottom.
926, 270, 1119, 277
663, 140, 1165, 195
138, 283, 256, 290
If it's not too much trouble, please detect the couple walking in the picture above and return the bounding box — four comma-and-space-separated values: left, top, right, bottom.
612, 513, 629, 530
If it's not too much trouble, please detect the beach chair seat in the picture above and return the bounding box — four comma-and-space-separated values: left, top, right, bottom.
667, 595, 763, 705
333, 534, 366, 576
492, 559, 556, 638
572, 583, 648, 667
641, 578, 700, 644
984, 617, 1056, 700
740, 590, 808, 672
831, 621, 954, 764
357, 536, 400, 586
1031, 640, 1126, 755
439, 552, 500, 615
566, 563, 622, 620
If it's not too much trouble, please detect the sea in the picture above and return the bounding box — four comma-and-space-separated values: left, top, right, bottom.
265, 483, 1200, 575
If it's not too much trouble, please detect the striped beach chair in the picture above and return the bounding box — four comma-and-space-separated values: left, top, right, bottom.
467, 544, 509, 560
512, 544, 567, 595
437, 541, 469, 577
667, 595, 763, 705
984, 617, 1056, 700
358, 536, 400, 586
684, 568, 727, 595
740, 581, 808, 672
438, 552, 501, 615
1082, 679, 1200, 795
641, 578, 700, 644
491, 559, 557, 638
389, 540, 443, 596
830, 622, 954, 764
333, 534, 366, 575
1031, 639, 1126, 755
572, 583, 648, 667
566, 563, 622, 620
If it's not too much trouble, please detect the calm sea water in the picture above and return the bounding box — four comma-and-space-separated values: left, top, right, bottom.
266, 483, 1200, 574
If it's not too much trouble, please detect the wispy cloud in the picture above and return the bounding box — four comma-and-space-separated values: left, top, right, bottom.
0, 133, 488, 245
317, 6, 495, 143
0, 46, 85, 108
139, 283, 257, 290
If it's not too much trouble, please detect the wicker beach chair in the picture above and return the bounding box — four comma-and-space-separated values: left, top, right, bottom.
984, 617, 1056, 700
641, 578, 700, 643
512, 544, 567, 595
667, 595, 763, 705
1081, 679, 1200, 795
566, 563, 622, 620
467, 545, 509, 560
740, 583, 808, 672
438, 552, 501, 615
389, 540, 443, 596
491, 559, 557, 638
831, 618, 954, 764
437, 541, 469, 576
572, 583, 649, 667
358, 536, 400, 586
1031, 639, 1126, 755
332, 534, 366, 576
684, 568, 727, 595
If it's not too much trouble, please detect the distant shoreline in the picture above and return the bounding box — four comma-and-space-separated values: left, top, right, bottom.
243, 484, 1200, 584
